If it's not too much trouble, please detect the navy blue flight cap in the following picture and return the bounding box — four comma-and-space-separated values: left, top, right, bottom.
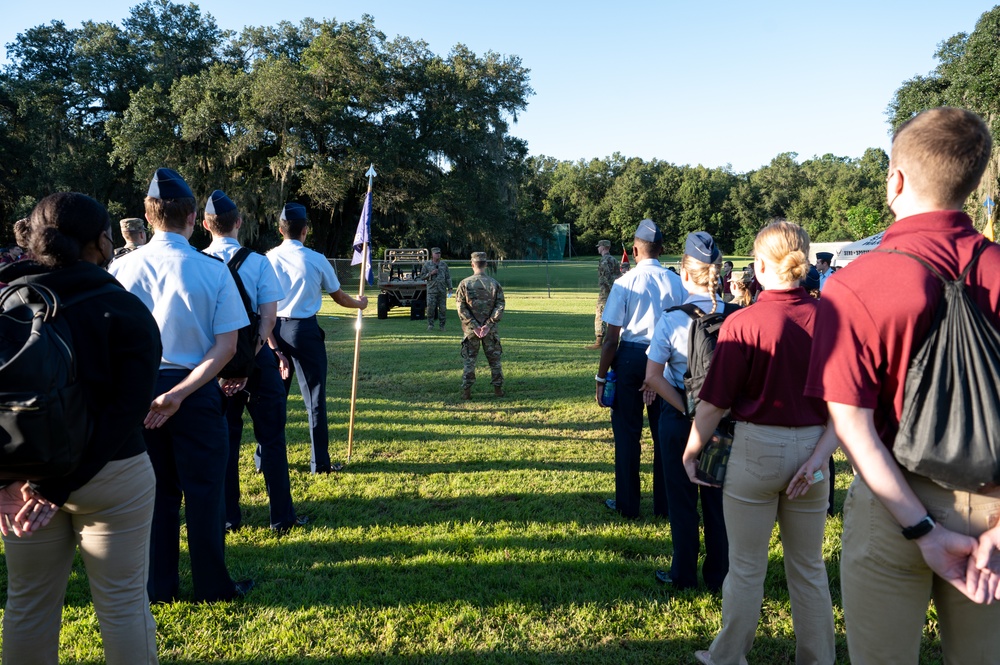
281, 203, 307, 222
205, 190, 237, 215
147, 168, 193, 200
634, 218, 663, 243
685, 231, 721, 264
804, 265, 821, 291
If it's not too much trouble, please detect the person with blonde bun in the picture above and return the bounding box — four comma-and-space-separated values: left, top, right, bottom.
682, 220, 837, 665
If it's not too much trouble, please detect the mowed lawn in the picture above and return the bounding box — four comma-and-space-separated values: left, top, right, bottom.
0, 261, 943, 663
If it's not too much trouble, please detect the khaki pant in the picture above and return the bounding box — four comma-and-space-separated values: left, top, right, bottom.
594, 293, 608, 339
2, 454, 158, 665
842, 472, 1000, 664
709, 422, 834, 665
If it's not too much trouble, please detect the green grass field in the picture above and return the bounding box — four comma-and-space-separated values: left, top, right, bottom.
0, 263, 945, 663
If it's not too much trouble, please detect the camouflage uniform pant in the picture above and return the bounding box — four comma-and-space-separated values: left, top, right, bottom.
594, 293, 609, 339
461, 333, 503, 389
427, 289, 447, 327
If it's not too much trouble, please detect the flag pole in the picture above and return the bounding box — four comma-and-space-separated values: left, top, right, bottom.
347, 164, 376, 462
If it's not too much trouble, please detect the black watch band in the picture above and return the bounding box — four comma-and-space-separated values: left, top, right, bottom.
902, 514, 935, 540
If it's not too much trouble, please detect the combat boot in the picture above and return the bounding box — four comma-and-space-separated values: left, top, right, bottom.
585, 335, 603, 350
462, 386, 471, 400
494, 386, 505, 397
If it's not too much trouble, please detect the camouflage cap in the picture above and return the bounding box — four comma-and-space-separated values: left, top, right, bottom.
471, 251, 488, 262
120, 218, 145, 234
596, 239, 611, 248
431, 247, 442, 254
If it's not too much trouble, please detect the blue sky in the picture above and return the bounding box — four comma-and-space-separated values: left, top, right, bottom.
2, 1, 993, 172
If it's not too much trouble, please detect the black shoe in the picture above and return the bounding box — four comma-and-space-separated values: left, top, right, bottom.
314, 463, 344, 474
271, 515, 309, 535
225, 521, 242, 533
655, 569, 674, 585
604, 498, 617, 512
233, 579, 255, 598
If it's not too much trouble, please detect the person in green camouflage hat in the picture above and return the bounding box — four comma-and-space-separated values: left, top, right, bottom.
455, 251, 505, 399
420, 247, 452, 331
113, 217, 147, 260
586, 239, 620, 349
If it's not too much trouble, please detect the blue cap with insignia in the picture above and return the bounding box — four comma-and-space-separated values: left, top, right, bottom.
147, 168, 193, 200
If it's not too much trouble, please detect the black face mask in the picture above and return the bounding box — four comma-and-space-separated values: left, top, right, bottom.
98, 229, 113, 270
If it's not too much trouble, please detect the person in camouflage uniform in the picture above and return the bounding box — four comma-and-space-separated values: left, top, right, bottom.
113, 218, 147, 260
455, 251, 505, 399
586, 239, 620, 349
420, 247, 452, 330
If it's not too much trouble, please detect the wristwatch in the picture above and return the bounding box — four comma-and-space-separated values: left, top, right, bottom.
901, 513, 936, 540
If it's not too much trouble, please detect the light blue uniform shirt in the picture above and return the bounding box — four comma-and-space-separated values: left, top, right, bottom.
602, 258, 687, 344
109, 231, 249, 370
205, 237, 284, 313
647, 293, 727, 389
266, 239, 341, 319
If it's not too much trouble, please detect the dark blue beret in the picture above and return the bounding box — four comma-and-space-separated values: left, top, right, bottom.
281, 203, 307, 222
147, 168, 193, 200
685, 231, 721, 264
205, 190, 237, 215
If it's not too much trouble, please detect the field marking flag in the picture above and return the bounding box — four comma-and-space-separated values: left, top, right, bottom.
351, 189, 374, 284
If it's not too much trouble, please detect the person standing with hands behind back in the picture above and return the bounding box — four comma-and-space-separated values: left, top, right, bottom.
1, 193, 161, 663
455, 252, 505, 400
681, 221, 836, 665
806, 107, 1000, 664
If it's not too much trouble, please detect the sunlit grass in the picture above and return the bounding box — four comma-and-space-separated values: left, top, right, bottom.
0, 269, 939, 663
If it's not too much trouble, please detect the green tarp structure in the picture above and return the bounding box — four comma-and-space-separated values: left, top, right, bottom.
524, 224, 570, 260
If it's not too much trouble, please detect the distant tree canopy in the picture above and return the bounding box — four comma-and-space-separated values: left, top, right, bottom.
888, 5, 1000, 233
13, 1, 1000, 257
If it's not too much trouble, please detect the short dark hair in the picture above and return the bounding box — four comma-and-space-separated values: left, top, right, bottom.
29, 193, 110, 268
892, 107, 992, 207
145, 195, 196, 231
633, 237, 662, 256
279, 216, 308, 238
203, 208, 240, 235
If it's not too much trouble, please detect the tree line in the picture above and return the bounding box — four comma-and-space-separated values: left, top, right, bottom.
1, 1, 996, 257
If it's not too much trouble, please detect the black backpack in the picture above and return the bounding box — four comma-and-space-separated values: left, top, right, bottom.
218, 247, 261, 379
667, 301, 741, 417
0, 282, 119, 480
879, 245, 1000, 492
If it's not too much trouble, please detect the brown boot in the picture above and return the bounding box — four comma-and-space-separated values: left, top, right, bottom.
584, 335, 603, 350
462, 386, 471, 400
494, 386, 505, 397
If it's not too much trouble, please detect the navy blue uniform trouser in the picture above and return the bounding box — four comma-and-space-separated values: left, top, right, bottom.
224, 346, 296, 529
275, 316, 332, 473
609, 342, 668, 518
659, 401, 728, 591
143, 371, 235, 603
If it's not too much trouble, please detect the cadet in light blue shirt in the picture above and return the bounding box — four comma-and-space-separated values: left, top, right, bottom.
266, 203, 368, 474
203, 190, 306, 535
109, 168, 252, 604
595, 219, 686, 520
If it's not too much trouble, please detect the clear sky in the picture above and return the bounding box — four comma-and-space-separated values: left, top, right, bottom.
1, 1, 993, 172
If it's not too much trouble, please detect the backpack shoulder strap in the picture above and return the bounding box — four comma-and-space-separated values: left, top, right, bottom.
666, 302, 705, 320
876, 244, 991, 286
227, 246, 254, 273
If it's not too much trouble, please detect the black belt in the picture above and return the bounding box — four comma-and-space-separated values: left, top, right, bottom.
618, 340, 649, 350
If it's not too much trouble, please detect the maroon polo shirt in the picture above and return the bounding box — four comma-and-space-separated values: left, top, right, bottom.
805, 210, 1000, 449
699, 287, 827, 426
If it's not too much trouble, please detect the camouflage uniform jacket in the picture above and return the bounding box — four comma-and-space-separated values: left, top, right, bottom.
420, 259, 452, 295
598, 253, 620, 298
455, 272, 505, 337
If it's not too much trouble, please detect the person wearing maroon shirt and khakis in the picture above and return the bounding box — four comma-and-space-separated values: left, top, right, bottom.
805, 107, 1000, 664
